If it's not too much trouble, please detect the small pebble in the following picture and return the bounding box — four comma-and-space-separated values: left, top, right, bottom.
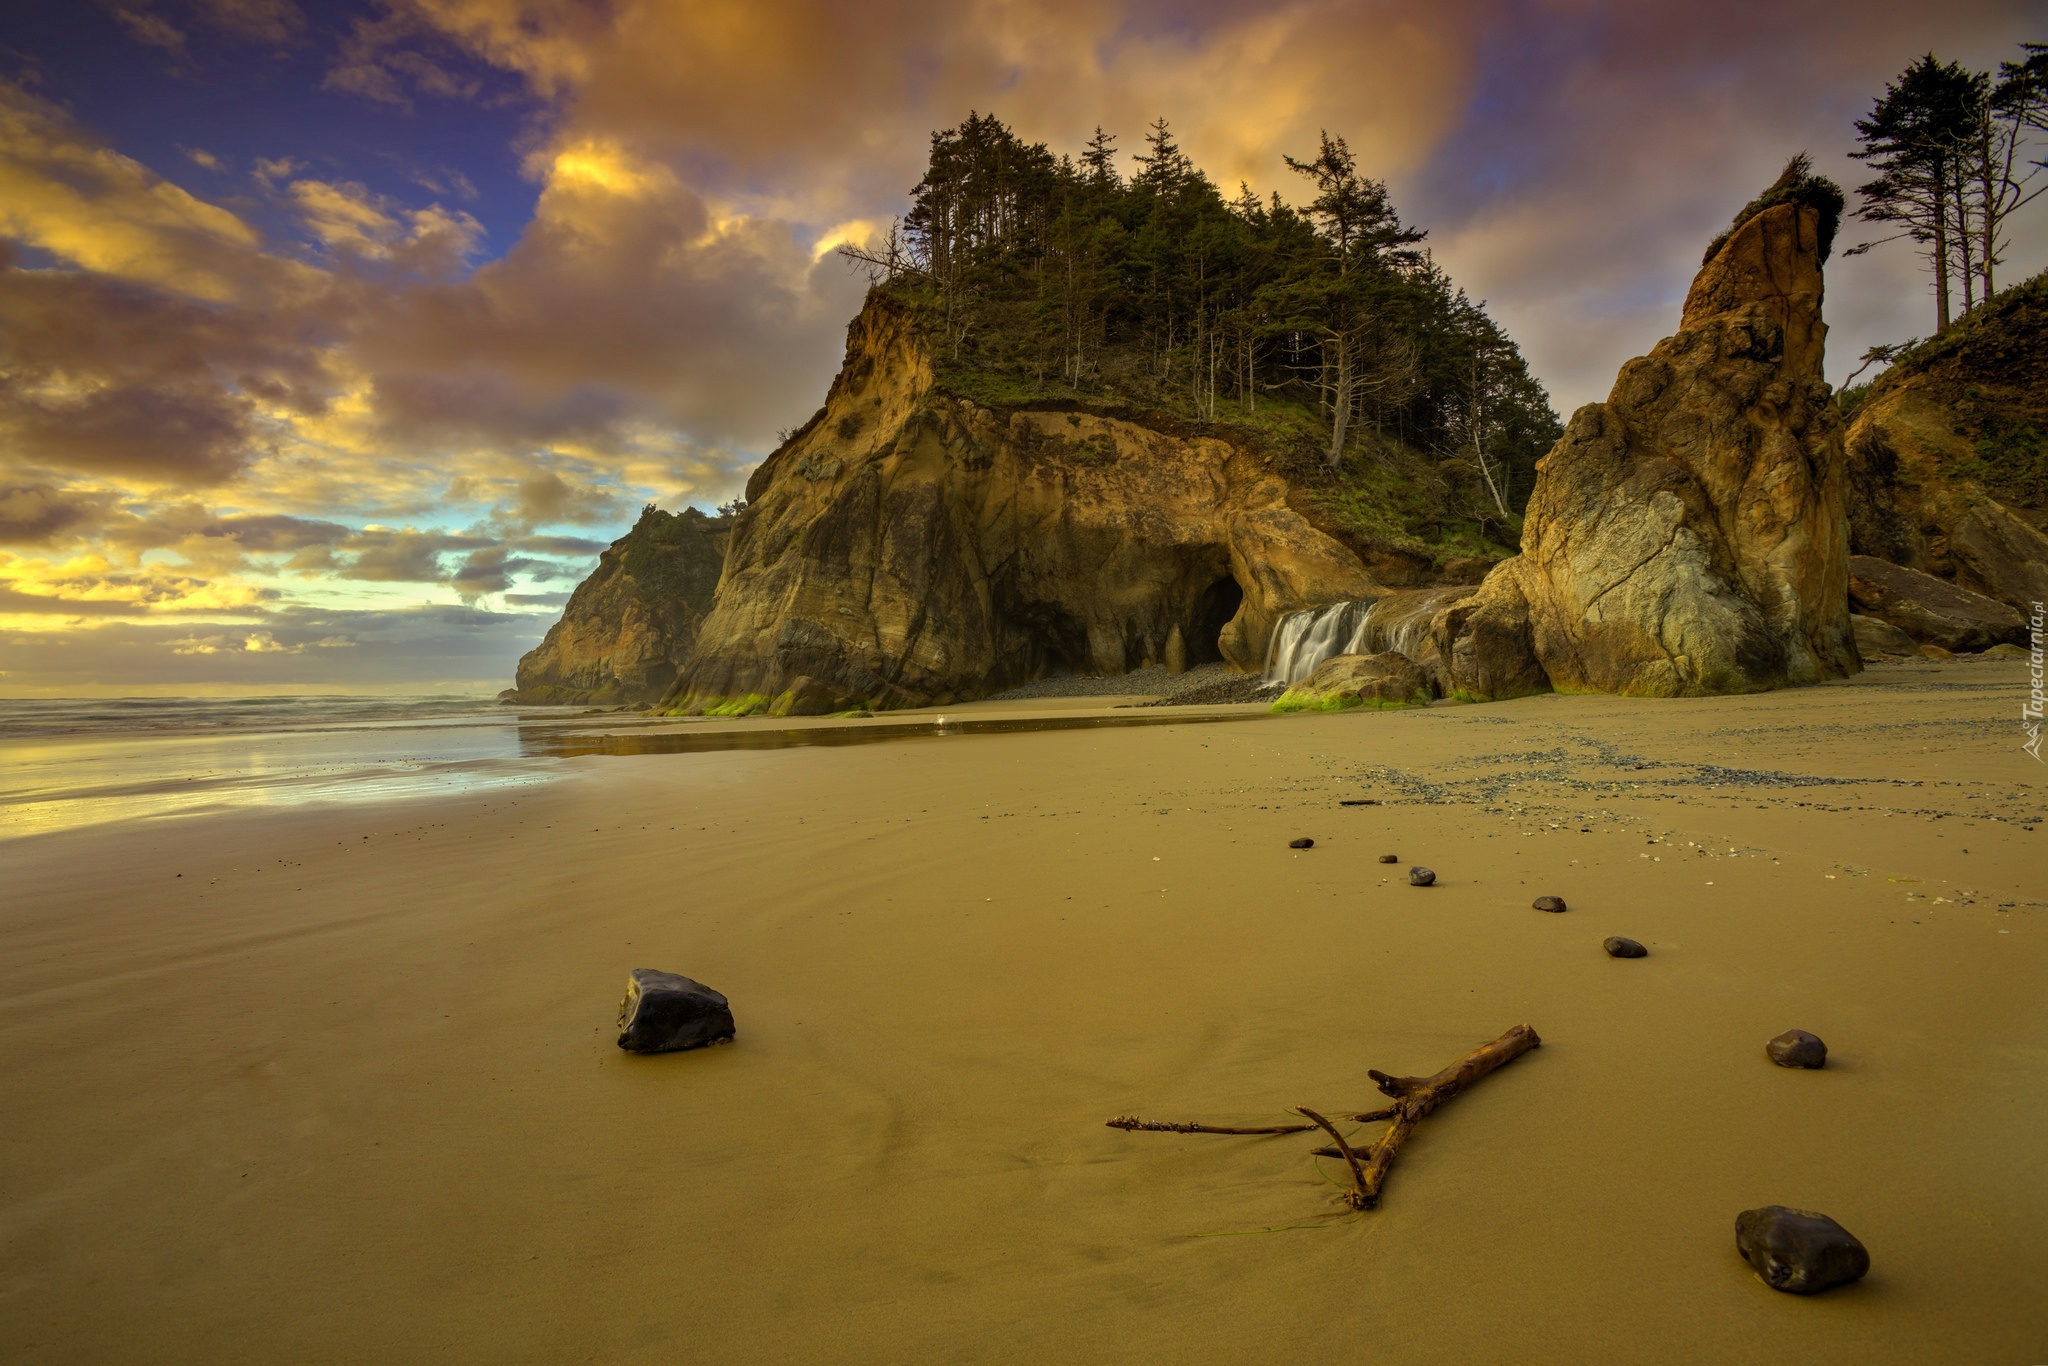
1603, 936, 1647, 958
1408, 866, 1435, 886
1532, 895, 1567, 913
1289, 837, 1314, 849
1735, 1206, 1869, 1294
1766, 1029, 1827, 1069
1378, 854, 1398, 864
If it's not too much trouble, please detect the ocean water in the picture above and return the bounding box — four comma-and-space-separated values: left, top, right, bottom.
0, 695, 564, 841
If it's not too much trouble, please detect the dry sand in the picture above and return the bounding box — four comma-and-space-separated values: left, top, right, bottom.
3, 659, 2044, 1363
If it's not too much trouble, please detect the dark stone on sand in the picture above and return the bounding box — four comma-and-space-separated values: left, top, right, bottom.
1409, 866, 1435, 886
1533, 895, 1567, 913
1290, 837, 1315, 849
616, 968, 736, 1053
1604, 936, 1647, 958
1735, 1206, 1869, 1294
1767, 1029, 1827, 1069
1378, 854, 1399, 864
1340, 799, 1379, 806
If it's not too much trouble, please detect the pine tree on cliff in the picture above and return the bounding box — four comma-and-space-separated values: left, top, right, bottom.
1851, 55, 1981, 332
1986, 42, 2048, 296
1274, 132, 1425, 468
1850, 45, 2048, 328
851, 111, 1560, 510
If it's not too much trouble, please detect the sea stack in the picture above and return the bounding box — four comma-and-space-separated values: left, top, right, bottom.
1436, 159, 1858, 698
664, 295, 1379, 715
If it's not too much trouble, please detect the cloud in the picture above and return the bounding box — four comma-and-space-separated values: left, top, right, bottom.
0, 484, 112, 546
0, 81, 271, 301
171, 627, 296, 653
289, 178, 485, 274
324, 6, 488, 111
0, 242, 330, 484
0, 548, 276, 613
332, 526, 486, 583
190, 0, 306, 47
392, 0, 1478, 222
105, 4, 189, 55
449, 544, 508, 600
352, 135, 866, 453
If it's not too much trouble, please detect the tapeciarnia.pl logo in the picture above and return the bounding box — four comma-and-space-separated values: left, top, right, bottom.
2026, 601, 2044, 762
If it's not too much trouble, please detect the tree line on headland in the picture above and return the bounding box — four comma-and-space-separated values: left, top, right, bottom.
842, 115, 1562, 539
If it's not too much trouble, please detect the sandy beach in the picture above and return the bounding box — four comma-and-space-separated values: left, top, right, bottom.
2, 660, 2044, 1363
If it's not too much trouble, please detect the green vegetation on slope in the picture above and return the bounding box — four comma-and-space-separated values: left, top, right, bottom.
846, 113, 1562, 570
1842, 268, 2048, 511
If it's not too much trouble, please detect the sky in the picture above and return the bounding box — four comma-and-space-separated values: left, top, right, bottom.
0, 0, 2042, 696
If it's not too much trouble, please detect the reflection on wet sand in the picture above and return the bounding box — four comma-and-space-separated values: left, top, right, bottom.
518, 706, 1273, 758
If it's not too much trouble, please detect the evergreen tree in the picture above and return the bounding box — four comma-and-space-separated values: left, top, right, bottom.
1850, 44, 2048, 328
843, 111, 1562, 531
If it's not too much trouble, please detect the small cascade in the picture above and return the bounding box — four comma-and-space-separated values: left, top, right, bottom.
1263, 598, 1380, 686
1262, 585, 1479, 686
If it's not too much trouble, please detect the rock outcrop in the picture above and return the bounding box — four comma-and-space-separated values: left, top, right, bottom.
667, 295, 1380, 712
1845, 271, 2048, 616
507, 506, 730, 705
1848, 613, 1919, 660
1846, 555, 2027, 652
1435, 175, 1857, 698
1271, 651, 1432, 712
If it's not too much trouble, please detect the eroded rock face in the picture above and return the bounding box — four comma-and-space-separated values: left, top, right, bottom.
670, 296, 1379, 712
1849, 613, 1918, 659
1271, 651, 1432, 712
1436, 201, 1857, 698
1844, 275, 2048, 613
1847, 555, 2026, 652
508, 507, 730, 705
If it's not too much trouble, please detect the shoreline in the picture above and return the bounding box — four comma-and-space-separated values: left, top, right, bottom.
1, 659, 2043, 1362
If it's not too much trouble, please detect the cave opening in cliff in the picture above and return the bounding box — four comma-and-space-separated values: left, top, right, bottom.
1014, 602, 1091, 678
1188, 576, 1244, 665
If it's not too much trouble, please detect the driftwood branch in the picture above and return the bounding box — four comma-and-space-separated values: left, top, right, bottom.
1103, 1106, 1400, 1137
1349, 1024, 1540, 1208
1293, 1105, 1370, 1208
1104, 1025, 1540, 1211
1106, 1117, 1314, 1135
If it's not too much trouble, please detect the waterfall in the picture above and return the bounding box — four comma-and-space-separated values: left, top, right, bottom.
1262, 586, 1477, 686
1263, 599, 1380, 686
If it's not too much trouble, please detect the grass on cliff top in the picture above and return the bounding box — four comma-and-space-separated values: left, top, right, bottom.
1703, 152, 1845, 266
1851, 268, 2048, 401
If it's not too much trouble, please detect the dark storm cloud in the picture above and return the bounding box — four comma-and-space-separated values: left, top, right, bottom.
0, 236, 333, 485
0, 483, 113, 545
332, 526, 490, 583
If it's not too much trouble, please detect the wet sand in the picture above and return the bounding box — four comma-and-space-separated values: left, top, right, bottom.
3, 659, 2044, 1363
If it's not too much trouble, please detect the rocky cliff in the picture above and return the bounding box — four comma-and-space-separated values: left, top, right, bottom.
1844, 271, 2048, 617
666, 294, 1382, 713
1435, 173, 1858, 699
506, 505, 730, 705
